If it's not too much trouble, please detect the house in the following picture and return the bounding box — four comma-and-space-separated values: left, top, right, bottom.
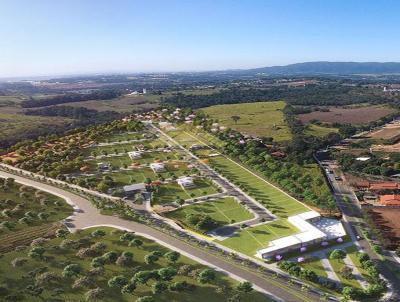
369, 182, 399, 191
256, 211, 346, 259
123, 183, 146, 195
379, 195, 400, 206
150, 162, 166, 173
128, 151, 142, 160
177, 176, 195, 188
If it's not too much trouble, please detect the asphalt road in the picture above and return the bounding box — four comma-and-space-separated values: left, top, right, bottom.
0, 170, 325, 302
316, 156, 400, 301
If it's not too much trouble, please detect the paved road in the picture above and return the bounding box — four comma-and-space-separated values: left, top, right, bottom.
315, 153, 400, 301
0, 170, 325, 302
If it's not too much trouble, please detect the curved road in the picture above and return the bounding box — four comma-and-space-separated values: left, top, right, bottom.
0, 170, 324, 302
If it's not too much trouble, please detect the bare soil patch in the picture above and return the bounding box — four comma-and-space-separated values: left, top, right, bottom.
298, 106, 395, 124
369, 208, 400, 249
369, 123, 400, 140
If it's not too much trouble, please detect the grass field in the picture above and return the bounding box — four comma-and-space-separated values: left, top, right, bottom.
210, 156, 308, 218
0, 227, 270, 302
215, 219, 298, 256
201, 101, 292, 142
299, 257, 328, 278
98, 132, 148, 143
152, 180, 218, 205
305, 124, 339, 137
328, 256, 363, 289
165, 197, 254, 227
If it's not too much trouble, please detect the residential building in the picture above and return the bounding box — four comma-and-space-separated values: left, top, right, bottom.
177, 176, 195, 188
150, 162, 166, 173
379, 195, 400, 206
128, 151, 142, 160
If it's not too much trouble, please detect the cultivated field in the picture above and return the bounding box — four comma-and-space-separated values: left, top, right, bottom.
0, 226, 269, 302
298, 105, 396, 124
201, 101, 292, 142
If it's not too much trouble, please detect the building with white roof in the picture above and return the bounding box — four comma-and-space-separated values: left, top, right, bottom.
150, 162, 166, 173
128, 151, 142, 160
177, 176, 195, 188
256, 211, 346, 259
123, 183, 146, 195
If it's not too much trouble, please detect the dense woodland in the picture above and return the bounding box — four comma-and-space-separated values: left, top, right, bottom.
21, 90, 122, 108
162, 84, 396, 108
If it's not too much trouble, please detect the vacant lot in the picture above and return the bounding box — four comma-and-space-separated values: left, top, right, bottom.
298, 105, 396, 124
202, 101, 292, 142
165, 197, 254, 227
368, 208, 400, 249
369, 123, 400, 140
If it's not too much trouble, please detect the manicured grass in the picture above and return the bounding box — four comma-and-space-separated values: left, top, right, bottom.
168, 130, 207, 149
305, 124, 339, 137
202, 101, 292, 142
0, 181, 73, 234
165, 197, 254, 226
210, 156, 309, 218
299, 257, 328, 278
345, 245, 373, 283
0, 227, 270, 302
153, 180, 218, 205
215, 219, 298, 256
328, 256, 363, 289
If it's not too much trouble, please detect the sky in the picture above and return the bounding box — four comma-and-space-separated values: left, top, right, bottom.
1, 0, 400, 77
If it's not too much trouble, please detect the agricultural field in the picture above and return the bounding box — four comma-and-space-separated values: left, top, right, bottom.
201, 101, 292, 142
210, 156, 309, 218
152, 180, 219, 205
0, 227, 269, 302
305, 124, 339, 137
165, 197, 254, 228
215, 219, 299, 256
369, 123, 400, 140
298, 105, 396, 124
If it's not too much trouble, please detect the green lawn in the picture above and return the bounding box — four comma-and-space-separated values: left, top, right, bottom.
201, 101, 292, 142
215, 219, 298, 256
328, 256, 363, 289
153, 180, 218, 205
165, 197, 254, 226
305, 124, 339, 137
210, 156, 309, 218
0, 227, 270, 302
299, 257, 328, 278
345, 245, 374, 283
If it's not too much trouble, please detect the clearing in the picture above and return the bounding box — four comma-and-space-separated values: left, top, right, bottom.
201, 101, 292, 142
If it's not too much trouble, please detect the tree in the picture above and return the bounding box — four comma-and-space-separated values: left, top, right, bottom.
158, 267, 177, 281
91, 256, 105, 268
102, 251, 118, 263
129, 239, 143, 248
91, 229, 106, 238
56, 229, 69, 238
62, 263, 82, 278
329, 249, 346, 260
339, 266, 353, 280
121, 282, 136, 294
237, 281, 253, 293
108, 275, 128, 288
120, 232, 135, 242
165, 251, 180, 264
35, 271, 61, 287
231, 115, 241, 124
144, 254, 159, 265
28, 246, 45, 260
198, 269, 216, 284
134, 270, 153, 285
152, 281, 168, 294
11, 257, 28, 267
85, 287, 104, 301
116, 251, 134, 267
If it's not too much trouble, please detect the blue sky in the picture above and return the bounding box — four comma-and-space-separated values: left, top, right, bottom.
1, 0, 400, 77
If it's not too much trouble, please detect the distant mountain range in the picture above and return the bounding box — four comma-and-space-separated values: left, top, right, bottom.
245, 61, 400, 75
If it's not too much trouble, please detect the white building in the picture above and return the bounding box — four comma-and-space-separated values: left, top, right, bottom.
123, 183, 146, 195
256, 211, 346, 259
128, 151, 142, 160
177, 176, 195, 188
150, 162, 166, 173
